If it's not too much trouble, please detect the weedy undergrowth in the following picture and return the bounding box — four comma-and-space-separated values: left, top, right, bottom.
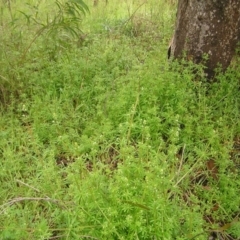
0, 0, 240, 239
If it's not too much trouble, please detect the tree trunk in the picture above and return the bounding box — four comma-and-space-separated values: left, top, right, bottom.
170, 0, 240, 79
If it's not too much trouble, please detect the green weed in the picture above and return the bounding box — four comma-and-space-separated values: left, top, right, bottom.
0, 0, 240, 239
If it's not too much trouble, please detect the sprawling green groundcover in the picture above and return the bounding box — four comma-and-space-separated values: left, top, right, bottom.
0, 0, 240, 239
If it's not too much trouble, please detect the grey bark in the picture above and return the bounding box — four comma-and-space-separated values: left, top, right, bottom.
171, 0, 240, 79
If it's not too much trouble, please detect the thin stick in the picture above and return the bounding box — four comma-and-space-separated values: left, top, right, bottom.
15, 179, 41, 193
174, 160, 199, 188
0, 197, 66, 214
176, 144, 186, 176
121, 1, 147, 28
127, 92, 139, 144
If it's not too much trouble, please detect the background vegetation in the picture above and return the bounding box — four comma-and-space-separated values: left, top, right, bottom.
0, 0, 239, 239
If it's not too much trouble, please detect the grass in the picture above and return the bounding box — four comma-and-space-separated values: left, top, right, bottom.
0, 0, 240, 239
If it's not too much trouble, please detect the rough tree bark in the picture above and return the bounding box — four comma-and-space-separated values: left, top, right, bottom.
170, 0, 240, 79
